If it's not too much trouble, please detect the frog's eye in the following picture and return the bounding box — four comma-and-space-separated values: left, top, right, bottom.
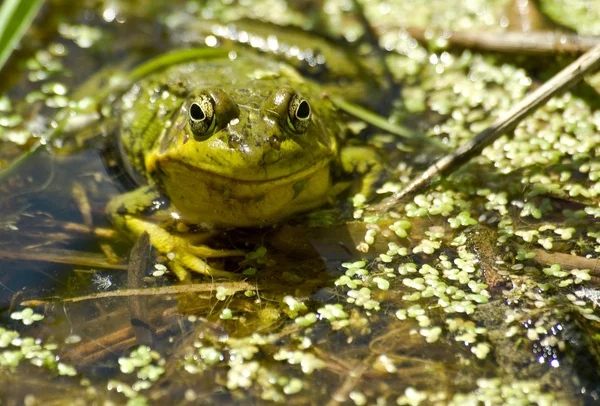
287, 94, 311, 133
188, 95, 215, 139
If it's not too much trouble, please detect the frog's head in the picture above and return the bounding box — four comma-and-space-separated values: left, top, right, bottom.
145, 85, 338, 227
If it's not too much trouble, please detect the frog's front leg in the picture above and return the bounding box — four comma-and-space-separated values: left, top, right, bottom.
107, 186, 244, 280
339, 145, 384, 198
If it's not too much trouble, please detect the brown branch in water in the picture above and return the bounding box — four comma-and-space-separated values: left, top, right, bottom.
71, 181, 93, 227
127, 232, 154, 346
350, 0, 395, 88
64, 324, 173, 365
21, 280, 256, 306
0, 247, 127, 270
369, 322, 425, 354
506, 0, 554, 32
53, 221, 116, 238
14, 219, 116, 239
64, 325, 139, 364
63, 301, 184, 366
327, 354, 377, 406
382, 26, 600, 55
531, 249, 600, 275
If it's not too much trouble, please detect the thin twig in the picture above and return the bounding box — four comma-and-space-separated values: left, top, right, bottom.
531, 249, 600, 275
374, 43, 600, 212
394, 26, 600, 55
327, 354, 376, 406
127, 232, 154, 346
350, 0, 395, 88
0, 247, 127, 270
64, 324, 173, 365
38, 219, 116, 238
21, 281, 256, 305
71, 182, 93, 227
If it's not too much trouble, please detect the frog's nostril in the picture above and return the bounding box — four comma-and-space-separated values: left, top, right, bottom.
268, 135, 281, 150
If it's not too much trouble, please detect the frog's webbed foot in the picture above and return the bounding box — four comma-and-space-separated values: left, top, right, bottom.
125, 215, 244, 280
108, 187, 244, 280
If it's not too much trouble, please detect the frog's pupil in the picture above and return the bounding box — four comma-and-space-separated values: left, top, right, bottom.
190, 103, 205, 121
297, 100, 310, 119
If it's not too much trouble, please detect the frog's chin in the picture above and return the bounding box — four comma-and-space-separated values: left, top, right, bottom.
156, 159, 332, 228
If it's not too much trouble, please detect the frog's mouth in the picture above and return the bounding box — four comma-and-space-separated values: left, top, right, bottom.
154, 154, 333, 227
158, 154, 331, 193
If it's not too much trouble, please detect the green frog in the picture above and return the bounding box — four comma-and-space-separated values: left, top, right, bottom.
107, 52, 381, 280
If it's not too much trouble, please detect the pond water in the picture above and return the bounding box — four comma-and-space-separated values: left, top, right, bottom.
1, 0, 600, 405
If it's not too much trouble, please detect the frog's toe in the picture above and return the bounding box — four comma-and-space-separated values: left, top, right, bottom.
185, 244, 245, 258
171, 247, 238, 280
119, 216, 242, 279
170, 261, 192, 281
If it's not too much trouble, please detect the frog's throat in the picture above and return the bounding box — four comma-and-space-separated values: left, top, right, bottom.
152, 155, 331, 189
152, 157, 332, 228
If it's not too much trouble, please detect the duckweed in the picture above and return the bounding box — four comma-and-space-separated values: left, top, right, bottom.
448, 211, 478, 228
58, 24, 103, 48
220, 308, 233, 319
295, 313, 317, 326
273, 350, 325, 374
0, 95, 11, 112
317, 304, 349, 321
118, 346, 164, 381
412, 239, 441, 254
10, 308, 44, 325
349, 391, 367, 405
389, 220, 412, 238
0, 327, 77, 376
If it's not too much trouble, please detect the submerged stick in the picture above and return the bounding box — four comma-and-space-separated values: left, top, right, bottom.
374, 42, 600, 213
21, 280, 256, 305
127, 232, 154, 346
350, 0, 395, 88
0, 247, 127, 270
65, 324, 173, 365
328, 354, 376, 406
531, 249, 600, 275
398, 27, 600, 55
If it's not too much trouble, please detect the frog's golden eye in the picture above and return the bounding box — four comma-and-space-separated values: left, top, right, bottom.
287, 94, 311, 133
188, 95, 215, 139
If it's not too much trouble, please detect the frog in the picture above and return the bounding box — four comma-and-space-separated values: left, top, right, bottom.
107, 52, 381, 280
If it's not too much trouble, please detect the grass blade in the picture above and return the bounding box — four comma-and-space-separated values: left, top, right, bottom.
0, 0, 45, 72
